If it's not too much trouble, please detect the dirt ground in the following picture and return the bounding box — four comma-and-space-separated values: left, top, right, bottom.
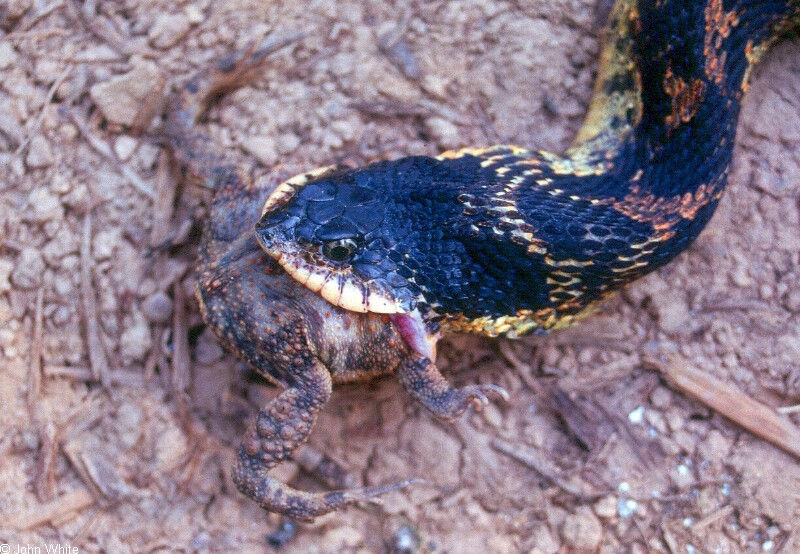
1, 0, 800, 552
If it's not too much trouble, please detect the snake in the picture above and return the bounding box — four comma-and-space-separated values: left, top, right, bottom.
254, 0, 800, 361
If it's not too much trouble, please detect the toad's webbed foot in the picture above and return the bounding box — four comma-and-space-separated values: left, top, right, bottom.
233, 356, 414, 521
397, 355, 510, 421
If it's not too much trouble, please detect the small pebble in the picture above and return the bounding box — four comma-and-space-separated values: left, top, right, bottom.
149, 13, 192, 49
90, 62, 165, 126
120, 314, 152, 361
391, 524, 420, 554
12, 248, 45, 289
185, 4, 204, 25
0, 259, 14, 293
593, 495, 617, 519
114, 136, 139, 161
561, 507, 603, 551
143, 291, 173, 323
425, 117, 460, 149
26, 187, 63, 222
241, 135, 278, 165
783, 288, 800, 313
627, 405, 645, 424
482, 402, 503, 428
26, 135, 54, 169
93, 229, 121, 260
617, 497, 638, 518
649, 386, 671, 409
0, 40, 18, 69
275, 133, 301, 155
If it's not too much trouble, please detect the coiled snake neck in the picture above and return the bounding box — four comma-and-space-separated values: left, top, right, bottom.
255, 0, 800, 359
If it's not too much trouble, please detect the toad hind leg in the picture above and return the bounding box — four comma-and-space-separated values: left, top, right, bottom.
233, 351, 415, 521
397, 355, 509, 421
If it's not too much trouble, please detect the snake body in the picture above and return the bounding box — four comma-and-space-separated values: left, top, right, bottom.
256, 0, 800, 356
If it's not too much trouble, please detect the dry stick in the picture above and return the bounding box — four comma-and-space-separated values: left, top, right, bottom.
34, 421, 58, 502
27, 287, 44, 414
2, 488, 94, 531
691, 505, 734, 530
150, 150, 177, 247
491, 437, 602, 500
10, 0, 65, 34
15, 67, 71, 156
644, 355, 800, 459
80, 212, 110, 388
171, 280, 191, 398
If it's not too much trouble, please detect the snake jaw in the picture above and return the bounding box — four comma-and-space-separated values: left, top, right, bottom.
390, 310, 439, 362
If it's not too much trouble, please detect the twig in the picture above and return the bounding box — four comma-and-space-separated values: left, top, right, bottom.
27, 287, 44, 415
9, 0, 65, 34
777, 404, 800, 415
68, 110, 155, 199
80, 212, 110, 388
15, 67, 71, 156
644, 354, 800, 459
65, 0, 142, 57
691, 505, 734, 530
171, 280, 190, 396
2, 488, 94, 530
34, 421, 57, 502
491, 437, 603, 500
150, 150, 177, 247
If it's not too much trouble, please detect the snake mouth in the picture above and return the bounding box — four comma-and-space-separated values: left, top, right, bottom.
256, 225, 437, 360
273, 255, 405, 314
265, 245, 438, 361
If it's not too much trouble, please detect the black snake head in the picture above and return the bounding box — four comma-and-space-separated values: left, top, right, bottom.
254, 157, 466, 360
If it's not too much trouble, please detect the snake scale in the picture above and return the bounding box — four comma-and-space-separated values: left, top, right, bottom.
257, 0, 800, 362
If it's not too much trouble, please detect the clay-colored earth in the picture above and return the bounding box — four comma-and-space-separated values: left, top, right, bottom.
1, 0, 799, 551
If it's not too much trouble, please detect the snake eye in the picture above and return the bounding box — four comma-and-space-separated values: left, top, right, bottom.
322, 238, 358, 263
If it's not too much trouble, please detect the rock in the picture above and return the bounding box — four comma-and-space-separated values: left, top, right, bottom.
116, 401, 143, 449
142, 291, 172, 323
26, 135, 54, 168
120, 313, 152, 361
241, 135, 278, 165
561, 506, 603, 551
0, 41, 18, 69
11, 248, 45, 289
481, 402, 503, 428
113, 136, 138, 161
185, 5, 204, 25
92, 229, 121, 260
593, 495, 618, 519
653, 294, 691, 335
0, 259, 13, 293
530, 525, 560, 554
425, 117, 460, 149
148, 13, 192, 49
322, 526, 363, 549
697, 429, 731, 463
275, 132, 301, 154
784, 288, 800, 313
26, 187, 63, 222
649, 386, 671, 409
90, 61, 165, 126
42, 226, 79, 264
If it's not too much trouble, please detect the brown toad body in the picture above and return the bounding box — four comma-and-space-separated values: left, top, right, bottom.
163, 42, 506, 521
